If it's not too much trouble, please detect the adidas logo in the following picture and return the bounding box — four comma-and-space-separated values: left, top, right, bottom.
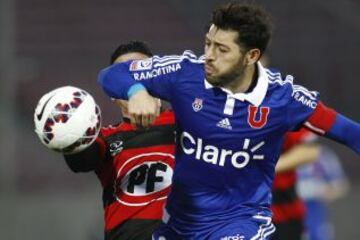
217, 118, 232, 130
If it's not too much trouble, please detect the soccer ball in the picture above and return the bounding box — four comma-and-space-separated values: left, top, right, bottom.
34, 86, 101, 154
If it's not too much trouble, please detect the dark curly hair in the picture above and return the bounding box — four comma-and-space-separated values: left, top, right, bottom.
212, 1, 273, 54
110, 40, 153, 64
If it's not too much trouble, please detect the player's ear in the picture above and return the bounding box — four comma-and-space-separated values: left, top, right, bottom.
244, 48, 261, 66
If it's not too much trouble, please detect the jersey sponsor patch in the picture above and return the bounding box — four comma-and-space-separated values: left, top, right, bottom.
132, 63, 181, 81
220, 234, 245, 240
114, 152, 174, 206
292, 88, 318, 109
109, 140, 123, 156
180, 131, 265, 169
130, 59, 153, 71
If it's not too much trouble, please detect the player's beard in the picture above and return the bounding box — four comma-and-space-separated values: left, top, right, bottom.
205, 58, 246, 88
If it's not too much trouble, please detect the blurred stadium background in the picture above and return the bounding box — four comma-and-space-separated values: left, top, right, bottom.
0, 0, 359, 239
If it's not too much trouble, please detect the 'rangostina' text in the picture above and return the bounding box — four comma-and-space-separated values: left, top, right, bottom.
133, 63, 181, 81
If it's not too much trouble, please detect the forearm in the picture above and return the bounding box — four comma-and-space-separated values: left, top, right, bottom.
275, 144, 320, 173
97, 63, 138, 100
322, 180, 350, 202
325, 114, 360, 154
63, 139, 104, 172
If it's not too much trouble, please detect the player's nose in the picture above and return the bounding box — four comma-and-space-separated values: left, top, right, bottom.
205, 48, 215, 61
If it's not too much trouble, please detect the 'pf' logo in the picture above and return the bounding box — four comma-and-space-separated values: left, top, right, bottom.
115, 152, 174, 206
192, 98, 203, 112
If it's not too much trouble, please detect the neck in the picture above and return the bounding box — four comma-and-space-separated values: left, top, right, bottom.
225, 64, 256, 94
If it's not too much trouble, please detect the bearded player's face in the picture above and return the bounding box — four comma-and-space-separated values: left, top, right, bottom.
204, 25, 248, 87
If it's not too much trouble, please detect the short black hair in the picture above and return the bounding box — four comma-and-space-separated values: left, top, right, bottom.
110, 40, 153, 64
212, 1, 273, 54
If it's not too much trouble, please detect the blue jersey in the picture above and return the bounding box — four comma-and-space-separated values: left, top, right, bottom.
97, 51, 355, 238
297, 146, 348, 200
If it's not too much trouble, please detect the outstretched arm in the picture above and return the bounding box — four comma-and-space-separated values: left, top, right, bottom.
98, 51, 204, 127
63, 137, 106, 172
275, 143, 320, 173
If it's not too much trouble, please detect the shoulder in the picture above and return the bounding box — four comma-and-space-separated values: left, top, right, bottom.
153, 110, 175, 126
152, 51, 205, 84
129, 50, 204, 82
99, 111, 175, 138
263, 67, 294, 106
266, 67, 294, 91
153, 50, 204, 63
265, 67, 319, 107
151, 50, 204, 69
99, 122, 131, 138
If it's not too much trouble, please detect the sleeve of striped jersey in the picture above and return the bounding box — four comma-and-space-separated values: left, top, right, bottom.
304, 102, 360, 155
97, 50, 204, 101
63, 136, 107, 172
286, 84, 320, 131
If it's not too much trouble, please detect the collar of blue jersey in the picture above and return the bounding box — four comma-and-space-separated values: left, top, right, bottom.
204, 62, 268, 107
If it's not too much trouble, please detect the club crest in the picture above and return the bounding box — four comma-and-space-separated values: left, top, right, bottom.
247, 106, 270, 129
192, 98, 203, 112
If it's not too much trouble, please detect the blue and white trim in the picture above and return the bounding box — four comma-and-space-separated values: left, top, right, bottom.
152, 50, 204, 68
250, 215, 276, 240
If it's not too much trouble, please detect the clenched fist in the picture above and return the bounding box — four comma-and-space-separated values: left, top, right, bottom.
128, 89, 160, 128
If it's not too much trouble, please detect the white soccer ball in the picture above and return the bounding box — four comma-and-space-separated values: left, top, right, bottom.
34, 86, 101, 154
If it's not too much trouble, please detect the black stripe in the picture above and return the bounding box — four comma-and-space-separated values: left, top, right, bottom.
36, 94, 55, 120
272, 220, 303, 240
103, 184, 116, 208
104, 124, 175, 150
105, 219, 161, 240
63, 141, 100, 172
272, 186, 298, 204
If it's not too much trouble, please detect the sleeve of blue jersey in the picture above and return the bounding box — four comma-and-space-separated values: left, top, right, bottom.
286, 84, 320, 131
325, 113, 360, 155
97, 50, 204, 101
97, 62, 135, 100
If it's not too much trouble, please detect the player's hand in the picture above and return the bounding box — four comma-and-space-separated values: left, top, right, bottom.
127, 90, 160, 129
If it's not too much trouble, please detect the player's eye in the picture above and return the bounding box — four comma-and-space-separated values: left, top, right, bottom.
218, 47, 228, 53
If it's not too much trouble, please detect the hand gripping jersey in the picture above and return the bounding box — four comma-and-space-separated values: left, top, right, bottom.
64, 111, 175, 240
98, 51, 360, 239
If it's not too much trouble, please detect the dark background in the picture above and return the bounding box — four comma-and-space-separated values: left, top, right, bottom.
0, 0, 359, 239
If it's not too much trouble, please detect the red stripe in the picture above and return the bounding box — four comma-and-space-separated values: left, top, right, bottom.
306, 101, 336, 133
104, 198, 166, 231
273, 171, 296, 190
271, 199, 305, 223
282, 128, 315, 151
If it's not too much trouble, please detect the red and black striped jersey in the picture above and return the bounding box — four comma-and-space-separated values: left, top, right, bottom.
64, 110, 175, 240
271, 128, 315, 224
